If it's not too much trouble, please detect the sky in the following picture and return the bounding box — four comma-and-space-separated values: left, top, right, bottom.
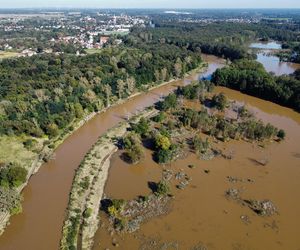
1, 0, 300, 9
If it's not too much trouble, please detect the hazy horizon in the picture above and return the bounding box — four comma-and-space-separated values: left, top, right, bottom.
1, 0, 299, 9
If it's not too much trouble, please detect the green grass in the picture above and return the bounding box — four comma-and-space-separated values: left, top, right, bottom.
85, 48, 102, 55
0, 51, 20, 60
0, 136, 37, 170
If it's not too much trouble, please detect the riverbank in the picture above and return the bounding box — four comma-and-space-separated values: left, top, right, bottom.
60, 108, 158, 250
0, 60, 208, 236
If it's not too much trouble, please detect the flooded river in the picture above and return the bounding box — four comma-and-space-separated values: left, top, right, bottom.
0, 48, 299, 250
91, 45, 300, 250
93, 88, 300, 250
250, 41, 300, 76
0, 55, 223, 250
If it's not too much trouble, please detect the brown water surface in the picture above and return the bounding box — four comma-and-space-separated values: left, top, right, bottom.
250, 41, 300, 76
0, 55, 224, 250
93, 88, 300, 250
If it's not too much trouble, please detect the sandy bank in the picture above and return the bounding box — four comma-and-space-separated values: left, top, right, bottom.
60, 108, 158, 250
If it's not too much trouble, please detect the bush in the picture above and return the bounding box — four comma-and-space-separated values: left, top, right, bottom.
152, 112, 167, 123
122, 133, 144, 164
156, 149, 172, 164
0, 164, 28, 188
23, 138, 38, 150
211, 93, 227, 111
155, 134, 171, 150
155, 181, 170, 196
107, 199, 126, 217
192, 136, 210, 155
277, 129, 286, 140
124, 144, 144, 164
158, 93, 177, 111
131, 117, 149, 137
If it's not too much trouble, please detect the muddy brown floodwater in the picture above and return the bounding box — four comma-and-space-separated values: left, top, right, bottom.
93, 87, 300, 250
250, 41, 300, 76
0, 55, 224, 250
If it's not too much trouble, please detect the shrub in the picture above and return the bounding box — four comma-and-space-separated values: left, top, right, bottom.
131, 117, 149, 137
124, 144, 144, 164
152, 112, 167, 123
211, 93, 227, 111
122, 133, 144, 164
0, 164, 28, 188
155, 181, 170, 196
156, 149, 172, 164
192, 136, 210, 155
277, 129, 286, 140
23, 138, 38, 150
155, 135, 171, 150
107, 199, 126, 217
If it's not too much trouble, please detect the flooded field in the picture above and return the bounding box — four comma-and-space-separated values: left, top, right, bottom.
93, 87, 300, 250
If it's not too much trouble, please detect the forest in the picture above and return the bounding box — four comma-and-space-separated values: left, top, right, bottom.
0, 39, 202, 138
211, 60, 300, 111
129, 21, 299, 61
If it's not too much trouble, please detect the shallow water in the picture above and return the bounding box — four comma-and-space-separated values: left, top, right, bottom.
93, 87, 300, 250
251, 41, 300, 76
256, 52, 300, 76
0, 55, 224, 250
250, 41, 282, 50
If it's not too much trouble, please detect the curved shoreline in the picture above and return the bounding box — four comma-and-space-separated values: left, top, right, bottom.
60, 108, 158, 250
0, 62, 207, 237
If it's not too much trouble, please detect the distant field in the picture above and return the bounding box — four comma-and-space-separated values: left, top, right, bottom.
100, 30, 129, 36
85, 48, 102, 54
0, 51, 19, 59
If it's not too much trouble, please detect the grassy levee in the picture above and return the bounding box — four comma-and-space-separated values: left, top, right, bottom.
60, 108, 158, 250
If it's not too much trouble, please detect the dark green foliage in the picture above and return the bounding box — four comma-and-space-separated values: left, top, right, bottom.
176, 80, 214, 101
178, 107, 279, 142
122, 133, 144, 164
0, 37, 202, 138
158, 93, 178, 111
65, 215, 80, 250
212, 59, 300, 112
0, 163, 28, 188
277, 129, 286, 140
152, 112, 167, 123
239, 120, 278, 141
211, 93, 227, 111
156, 144, 178, 164
131, 117, 150, 137
155, 181, 170, 196
23, 138, 38, 150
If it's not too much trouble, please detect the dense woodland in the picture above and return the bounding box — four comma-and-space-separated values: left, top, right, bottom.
0, 40, 201, 138
129, 21, 300, 61
212, 60, 300, 112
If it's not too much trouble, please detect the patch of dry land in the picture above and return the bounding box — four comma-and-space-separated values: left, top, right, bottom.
0, 136, 51, 233
60, 108, 158, 250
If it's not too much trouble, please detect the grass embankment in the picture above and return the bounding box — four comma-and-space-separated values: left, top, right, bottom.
60, 108, 158, 250
0, 136, 52, 232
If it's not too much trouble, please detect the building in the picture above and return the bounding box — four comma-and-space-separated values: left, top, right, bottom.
100, 36, 110, 46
